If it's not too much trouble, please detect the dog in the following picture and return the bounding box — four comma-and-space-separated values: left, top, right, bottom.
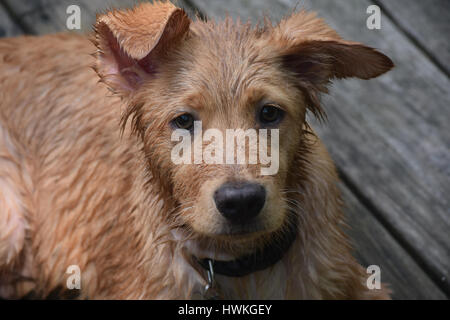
0, 1, 393, 299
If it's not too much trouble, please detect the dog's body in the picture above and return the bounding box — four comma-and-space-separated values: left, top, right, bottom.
0, 2, 393, 299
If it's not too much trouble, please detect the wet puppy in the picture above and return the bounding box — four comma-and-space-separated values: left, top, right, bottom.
0, 1, 393, 299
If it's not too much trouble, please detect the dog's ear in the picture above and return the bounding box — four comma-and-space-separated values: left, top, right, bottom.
273, 11, 394, 118
94, 2, 191, 96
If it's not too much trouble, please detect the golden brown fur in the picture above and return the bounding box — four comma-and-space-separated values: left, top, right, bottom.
0, 2, 393, 299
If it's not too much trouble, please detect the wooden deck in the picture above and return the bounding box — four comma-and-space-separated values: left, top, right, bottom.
0, 0, 448, 300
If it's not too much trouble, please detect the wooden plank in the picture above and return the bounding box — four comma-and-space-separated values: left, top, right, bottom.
0, 3, 23, 37
340, 184, 446, 299
3, 0, 196, 35
1, 0, 38, 15
377, 0, 450, 75
3, 0, 137, 34
186, 0, 450, 295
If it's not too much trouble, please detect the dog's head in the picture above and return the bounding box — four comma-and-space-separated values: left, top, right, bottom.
94, 2, 393, 251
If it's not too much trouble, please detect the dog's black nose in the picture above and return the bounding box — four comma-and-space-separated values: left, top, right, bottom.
214, 182, 266, 223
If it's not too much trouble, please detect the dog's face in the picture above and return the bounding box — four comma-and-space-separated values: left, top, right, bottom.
160, 36, 302, 238
95, 3, 392, 247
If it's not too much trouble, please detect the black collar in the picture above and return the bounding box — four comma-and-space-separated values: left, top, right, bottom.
196, 214, 298, 277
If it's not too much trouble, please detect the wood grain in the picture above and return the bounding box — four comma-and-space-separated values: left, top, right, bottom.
340, 184, 446, 299
3, 0, 138, 34
3, 0, 196, 35
377, 0, 450, 75
0, 2, 23, 37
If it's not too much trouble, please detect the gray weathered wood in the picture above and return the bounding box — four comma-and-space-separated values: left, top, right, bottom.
187, 0, 450, 295
3, 0, 137, 34
377, 0, 450, 75
340, 184, 446, 300
3, 0, 195, 35
0, 2, 23, 37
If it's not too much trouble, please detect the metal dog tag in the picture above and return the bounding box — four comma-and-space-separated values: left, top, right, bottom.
203, 259, 221, 300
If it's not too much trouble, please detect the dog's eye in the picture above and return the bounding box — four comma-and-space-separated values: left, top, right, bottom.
172, 113, 194, 130
259, 104, 284, 124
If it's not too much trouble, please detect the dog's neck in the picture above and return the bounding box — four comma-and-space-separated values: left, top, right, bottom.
168, 215, 298, 299
195, 212, 298, 278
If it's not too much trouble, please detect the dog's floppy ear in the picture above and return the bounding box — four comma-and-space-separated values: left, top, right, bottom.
273, 11, 394, 118
94, 2, 191, 96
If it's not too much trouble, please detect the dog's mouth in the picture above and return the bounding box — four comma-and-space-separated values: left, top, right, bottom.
195, 210, 298, 277
213, 219, 267, 237
183, 206, 287, 241
179, 219, 268, 245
